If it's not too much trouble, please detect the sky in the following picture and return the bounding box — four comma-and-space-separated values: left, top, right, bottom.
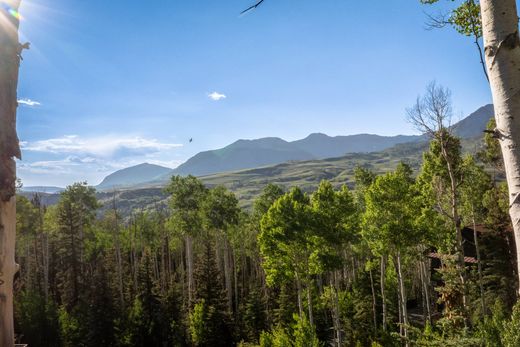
13, 0, 494, 187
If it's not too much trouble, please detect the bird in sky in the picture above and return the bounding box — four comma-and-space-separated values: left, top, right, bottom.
189, 138, 193, 143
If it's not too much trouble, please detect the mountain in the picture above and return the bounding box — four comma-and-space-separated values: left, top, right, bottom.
169, 137, 315, 177
452, 104, 494, 138
100, 104, 495, 189
35, 106, 492, 218
291, 133, 420, 158
160, 134, 424, 180
96, 163, 173, 190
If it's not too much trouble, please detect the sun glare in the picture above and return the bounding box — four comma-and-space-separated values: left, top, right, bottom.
0, 1, 22, 20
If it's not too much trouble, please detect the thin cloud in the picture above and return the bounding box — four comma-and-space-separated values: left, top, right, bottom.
18, 98, 41, 107
21, 135, 183, 158
208, 91, 227, 101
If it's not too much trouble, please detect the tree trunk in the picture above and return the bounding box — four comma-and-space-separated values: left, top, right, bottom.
0, 196, 17, 347
480, 0, 520, 294
0, 1, 23, 345
369, 268, 377, 332
295, 272, 304, 319
233, 251, 239, 314
306, 278, 314, 326
396, 252, 409, 346
472, 212, 486, 314
380, 255, 387, 331
332, 272, 342, 347
112, 199, 125, 308
186, 235, 194, 306
223, 238, 233, 312
420, 259, 432, 325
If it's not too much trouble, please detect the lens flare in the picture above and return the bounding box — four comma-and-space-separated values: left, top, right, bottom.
1, 2, 22, 20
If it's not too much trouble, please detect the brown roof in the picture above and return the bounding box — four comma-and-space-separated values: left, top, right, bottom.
427, 252, 478, 264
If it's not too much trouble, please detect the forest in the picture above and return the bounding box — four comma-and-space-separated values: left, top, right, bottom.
3, 0, 520, 346
12, 87, 520, 346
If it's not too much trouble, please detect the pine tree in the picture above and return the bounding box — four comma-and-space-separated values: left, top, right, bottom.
191, 240, 233, 346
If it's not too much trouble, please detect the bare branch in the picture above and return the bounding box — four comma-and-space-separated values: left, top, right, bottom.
241, 0, 265, 15
423, 10, 451, 30
406, 82, 453, 138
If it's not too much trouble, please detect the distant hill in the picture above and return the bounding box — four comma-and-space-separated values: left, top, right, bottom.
291, 133, 420, 158
97, 163, 173, 190
21, 186, 64, 194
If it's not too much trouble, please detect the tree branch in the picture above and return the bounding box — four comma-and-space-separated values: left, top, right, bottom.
241, 0, 265, 15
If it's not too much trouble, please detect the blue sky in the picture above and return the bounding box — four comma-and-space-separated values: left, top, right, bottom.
14, 0, 493, 187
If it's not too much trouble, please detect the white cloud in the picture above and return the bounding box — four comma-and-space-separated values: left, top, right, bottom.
21, 135, 183, 158
208, 91, 227, 101
18, 135, 185, 186
18, 98, 41, 107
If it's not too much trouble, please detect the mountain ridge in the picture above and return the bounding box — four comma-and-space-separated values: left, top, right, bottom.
93, 104, 493, 191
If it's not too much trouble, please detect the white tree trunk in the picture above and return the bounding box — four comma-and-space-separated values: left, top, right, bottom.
223, 238, 233, 312
0, 1, 22, 345
380, 255, 387, 331
186, 235, 194, 305
396, 252, 409, 346
480, 0, 520, 294
0, 195, 17, 347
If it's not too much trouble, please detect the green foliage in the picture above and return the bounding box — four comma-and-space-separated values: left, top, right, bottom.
476, 299, 506, 347
258, 314, 320, 347
420, 0, 482, 38
501, 301, 520, 347
15, 291, 61, 347
292, 314, 322, 347
363, 162, 421, 255
435, 257, 466, 334
477, 118, 503, 173
191, 241, 234, 346
260, 326, 292, 347
58, 306, 84, 347
165, 175, 208, 238
189, 300, 208, 346
243, 289, 268, 342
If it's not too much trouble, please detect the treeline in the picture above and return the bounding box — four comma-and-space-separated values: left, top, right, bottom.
12, 123, 520, 346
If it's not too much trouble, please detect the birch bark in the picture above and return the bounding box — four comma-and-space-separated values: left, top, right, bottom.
480, 0, 520, 294
0, 1, 22, 345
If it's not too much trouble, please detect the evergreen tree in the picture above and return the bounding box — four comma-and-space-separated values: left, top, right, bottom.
190, 240, 233, 346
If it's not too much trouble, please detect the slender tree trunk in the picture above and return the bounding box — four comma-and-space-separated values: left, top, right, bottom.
380, 255, 387, 331
440, 142, 468, 315
471, 212, 486, 314
0, 196, 17, 347
42, 232, 49, 300
112, 198, 125, 308
223, 238, 233, 312
186, 235, 194, 306
306, 278, 314, 326
295, 272, 304, 318
420, 259, 432, 325
396, 252, 409, 346
369, 268, 378, 332
332, 272, 342, 347
0, 1, 23, 345
480, 0, 520, 294
233, 252, 239, 314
